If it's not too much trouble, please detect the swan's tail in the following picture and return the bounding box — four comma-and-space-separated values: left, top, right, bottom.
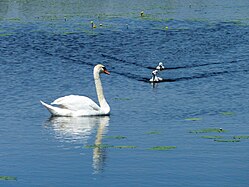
40, 100, 71, 116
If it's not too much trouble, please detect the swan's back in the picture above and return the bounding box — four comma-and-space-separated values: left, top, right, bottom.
52, 95, 101, 111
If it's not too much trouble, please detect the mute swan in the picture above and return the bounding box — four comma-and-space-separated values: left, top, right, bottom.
156, 62, 165, 71
40, 64, 110, 117
149, 70, 163, 82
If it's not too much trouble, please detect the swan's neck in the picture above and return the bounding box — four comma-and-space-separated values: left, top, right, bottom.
94, 72, 110, 114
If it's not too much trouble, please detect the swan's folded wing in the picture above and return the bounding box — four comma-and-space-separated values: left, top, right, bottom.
51, 95, 101, 111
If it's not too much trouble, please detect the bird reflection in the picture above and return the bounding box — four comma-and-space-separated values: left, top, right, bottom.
45, 116, 110, 174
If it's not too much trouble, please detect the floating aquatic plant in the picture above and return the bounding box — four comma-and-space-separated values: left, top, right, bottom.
201, 135, 223, 139
0, 176, 17, 181
233, 135, 249, 139
185, 117, 202, 121
113, 97, 131, 101
84, 144, 112, 149
220, 112, 235, 116
0, 33, 12, 37
104, 136, 127, 139
145, 131, 161, 135
148, 146, 176, 151
7, 17, 21, 22
189, 128, 226, 133
214, 139, 240, 143
112, 145, 137, 149
84, 144, 136, 149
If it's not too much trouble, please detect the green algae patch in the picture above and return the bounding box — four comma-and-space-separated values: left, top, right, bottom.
185, 117, 202, 121
214, 139, 240, 143
233, 135, 249, 139
148, 146, 176, 151
201, 135, 223, 139
104, 136, 127, 140
189, 128, 226, 134
145, 131, 161, 135
0, 176, 17, 181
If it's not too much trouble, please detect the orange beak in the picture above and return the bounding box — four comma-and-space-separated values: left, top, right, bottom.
104, 69, 110, 75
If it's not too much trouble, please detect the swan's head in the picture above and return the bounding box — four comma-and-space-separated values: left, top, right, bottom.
159, 62, 163, 66
94, 64, 110, 75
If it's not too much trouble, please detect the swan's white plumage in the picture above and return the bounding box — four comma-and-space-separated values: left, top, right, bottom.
40, 64, 110, 117
51, 95, 100, 111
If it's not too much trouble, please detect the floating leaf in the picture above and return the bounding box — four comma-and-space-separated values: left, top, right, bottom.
201, 135, 223, 139
214, 139, 240, 143
185, 117, 202, 121
0, 176, 17, 181
189, 128, 226, 134
104, 136, 127, 139
148, 146, 176, 151
233, 135, 249, 139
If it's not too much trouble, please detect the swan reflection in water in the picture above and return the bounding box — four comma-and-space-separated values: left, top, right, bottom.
45, 116, 110, 174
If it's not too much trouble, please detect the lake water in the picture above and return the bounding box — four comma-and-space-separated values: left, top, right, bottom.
1, 0, 249, 186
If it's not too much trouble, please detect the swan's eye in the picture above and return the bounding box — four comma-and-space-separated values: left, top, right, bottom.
102, 67, 106, 71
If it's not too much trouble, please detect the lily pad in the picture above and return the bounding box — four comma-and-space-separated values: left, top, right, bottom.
201, 135, 223, 139
189, 128, 226, 133
214, 139, 240, 143
148, 146, 176, 151
0, 176, 17, 181
185, 117, 202, 121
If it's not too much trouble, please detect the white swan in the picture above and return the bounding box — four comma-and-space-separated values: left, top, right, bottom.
149, 70, 163, 82
40, 64, 110, 117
